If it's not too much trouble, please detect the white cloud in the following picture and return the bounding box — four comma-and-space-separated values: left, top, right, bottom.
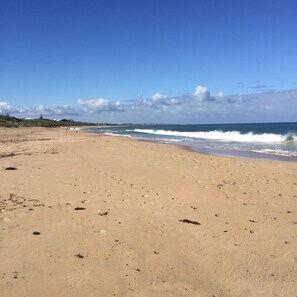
137, 93, 180, 109
0, 102, 13, 114
152, 93, 166, 101
193, 86, 225, 102
215, 91, 225, 101
77, 98, 123, 113
1, 102, 79, 116
0, 101, 31, 114
32, 104, 79, 116
193, 86, 212, 101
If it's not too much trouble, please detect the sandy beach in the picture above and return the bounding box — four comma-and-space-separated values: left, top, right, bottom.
0, 127, 296, 297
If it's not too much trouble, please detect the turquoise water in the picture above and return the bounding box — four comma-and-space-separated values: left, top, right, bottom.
86, 122, 297, 161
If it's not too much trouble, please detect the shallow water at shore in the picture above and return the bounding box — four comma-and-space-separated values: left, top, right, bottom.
86, 122, 297, 162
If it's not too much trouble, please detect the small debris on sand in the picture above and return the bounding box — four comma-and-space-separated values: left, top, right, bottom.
74, 207, 86, 210
5, 167, 17, 170
98, 211, 109, 216
75, 253, 84, 259
179, 219, 201, 225
33, 231, 40, 235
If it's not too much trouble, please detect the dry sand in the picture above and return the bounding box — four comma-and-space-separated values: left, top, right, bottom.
0, 127, 296, 297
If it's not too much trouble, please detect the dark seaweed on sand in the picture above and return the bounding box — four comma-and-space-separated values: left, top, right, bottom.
179, 219, 201, 225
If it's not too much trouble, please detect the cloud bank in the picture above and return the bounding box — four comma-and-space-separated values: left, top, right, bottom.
77, 98, 123, 113
1, 86, 296, 124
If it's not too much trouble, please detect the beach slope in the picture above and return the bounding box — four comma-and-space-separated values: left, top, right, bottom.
0, 127, 296, 297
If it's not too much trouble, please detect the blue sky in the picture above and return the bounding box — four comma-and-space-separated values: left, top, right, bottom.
0, 0, 296, 123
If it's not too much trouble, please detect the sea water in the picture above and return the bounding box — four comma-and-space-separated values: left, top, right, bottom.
86, 122, 297, 161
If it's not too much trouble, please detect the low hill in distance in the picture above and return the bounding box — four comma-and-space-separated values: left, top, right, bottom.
0, 115, 112, 128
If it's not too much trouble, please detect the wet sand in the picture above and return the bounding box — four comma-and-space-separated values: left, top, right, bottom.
0, 127, 296, 297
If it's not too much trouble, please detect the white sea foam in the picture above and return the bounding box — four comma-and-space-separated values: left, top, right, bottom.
133, 129, 296, 143
251, 149, 297, 157
104, 132, 133, 138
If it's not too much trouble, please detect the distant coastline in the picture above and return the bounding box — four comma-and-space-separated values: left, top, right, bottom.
0, 114, 132, 128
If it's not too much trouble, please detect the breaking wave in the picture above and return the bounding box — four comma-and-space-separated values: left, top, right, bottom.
133, 129, 297, 143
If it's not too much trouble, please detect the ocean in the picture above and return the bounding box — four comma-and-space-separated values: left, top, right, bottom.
85, 122, 297, 161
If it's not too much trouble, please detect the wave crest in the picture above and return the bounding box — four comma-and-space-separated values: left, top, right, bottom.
133, 129, 296, 143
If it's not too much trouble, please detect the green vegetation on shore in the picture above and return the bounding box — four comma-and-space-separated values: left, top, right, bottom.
0, 115, 110, 128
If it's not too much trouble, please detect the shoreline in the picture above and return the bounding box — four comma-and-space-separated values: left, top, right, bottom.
1, 127, 296, 296
145, 137, 297, 162
84, 128, 297, 162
